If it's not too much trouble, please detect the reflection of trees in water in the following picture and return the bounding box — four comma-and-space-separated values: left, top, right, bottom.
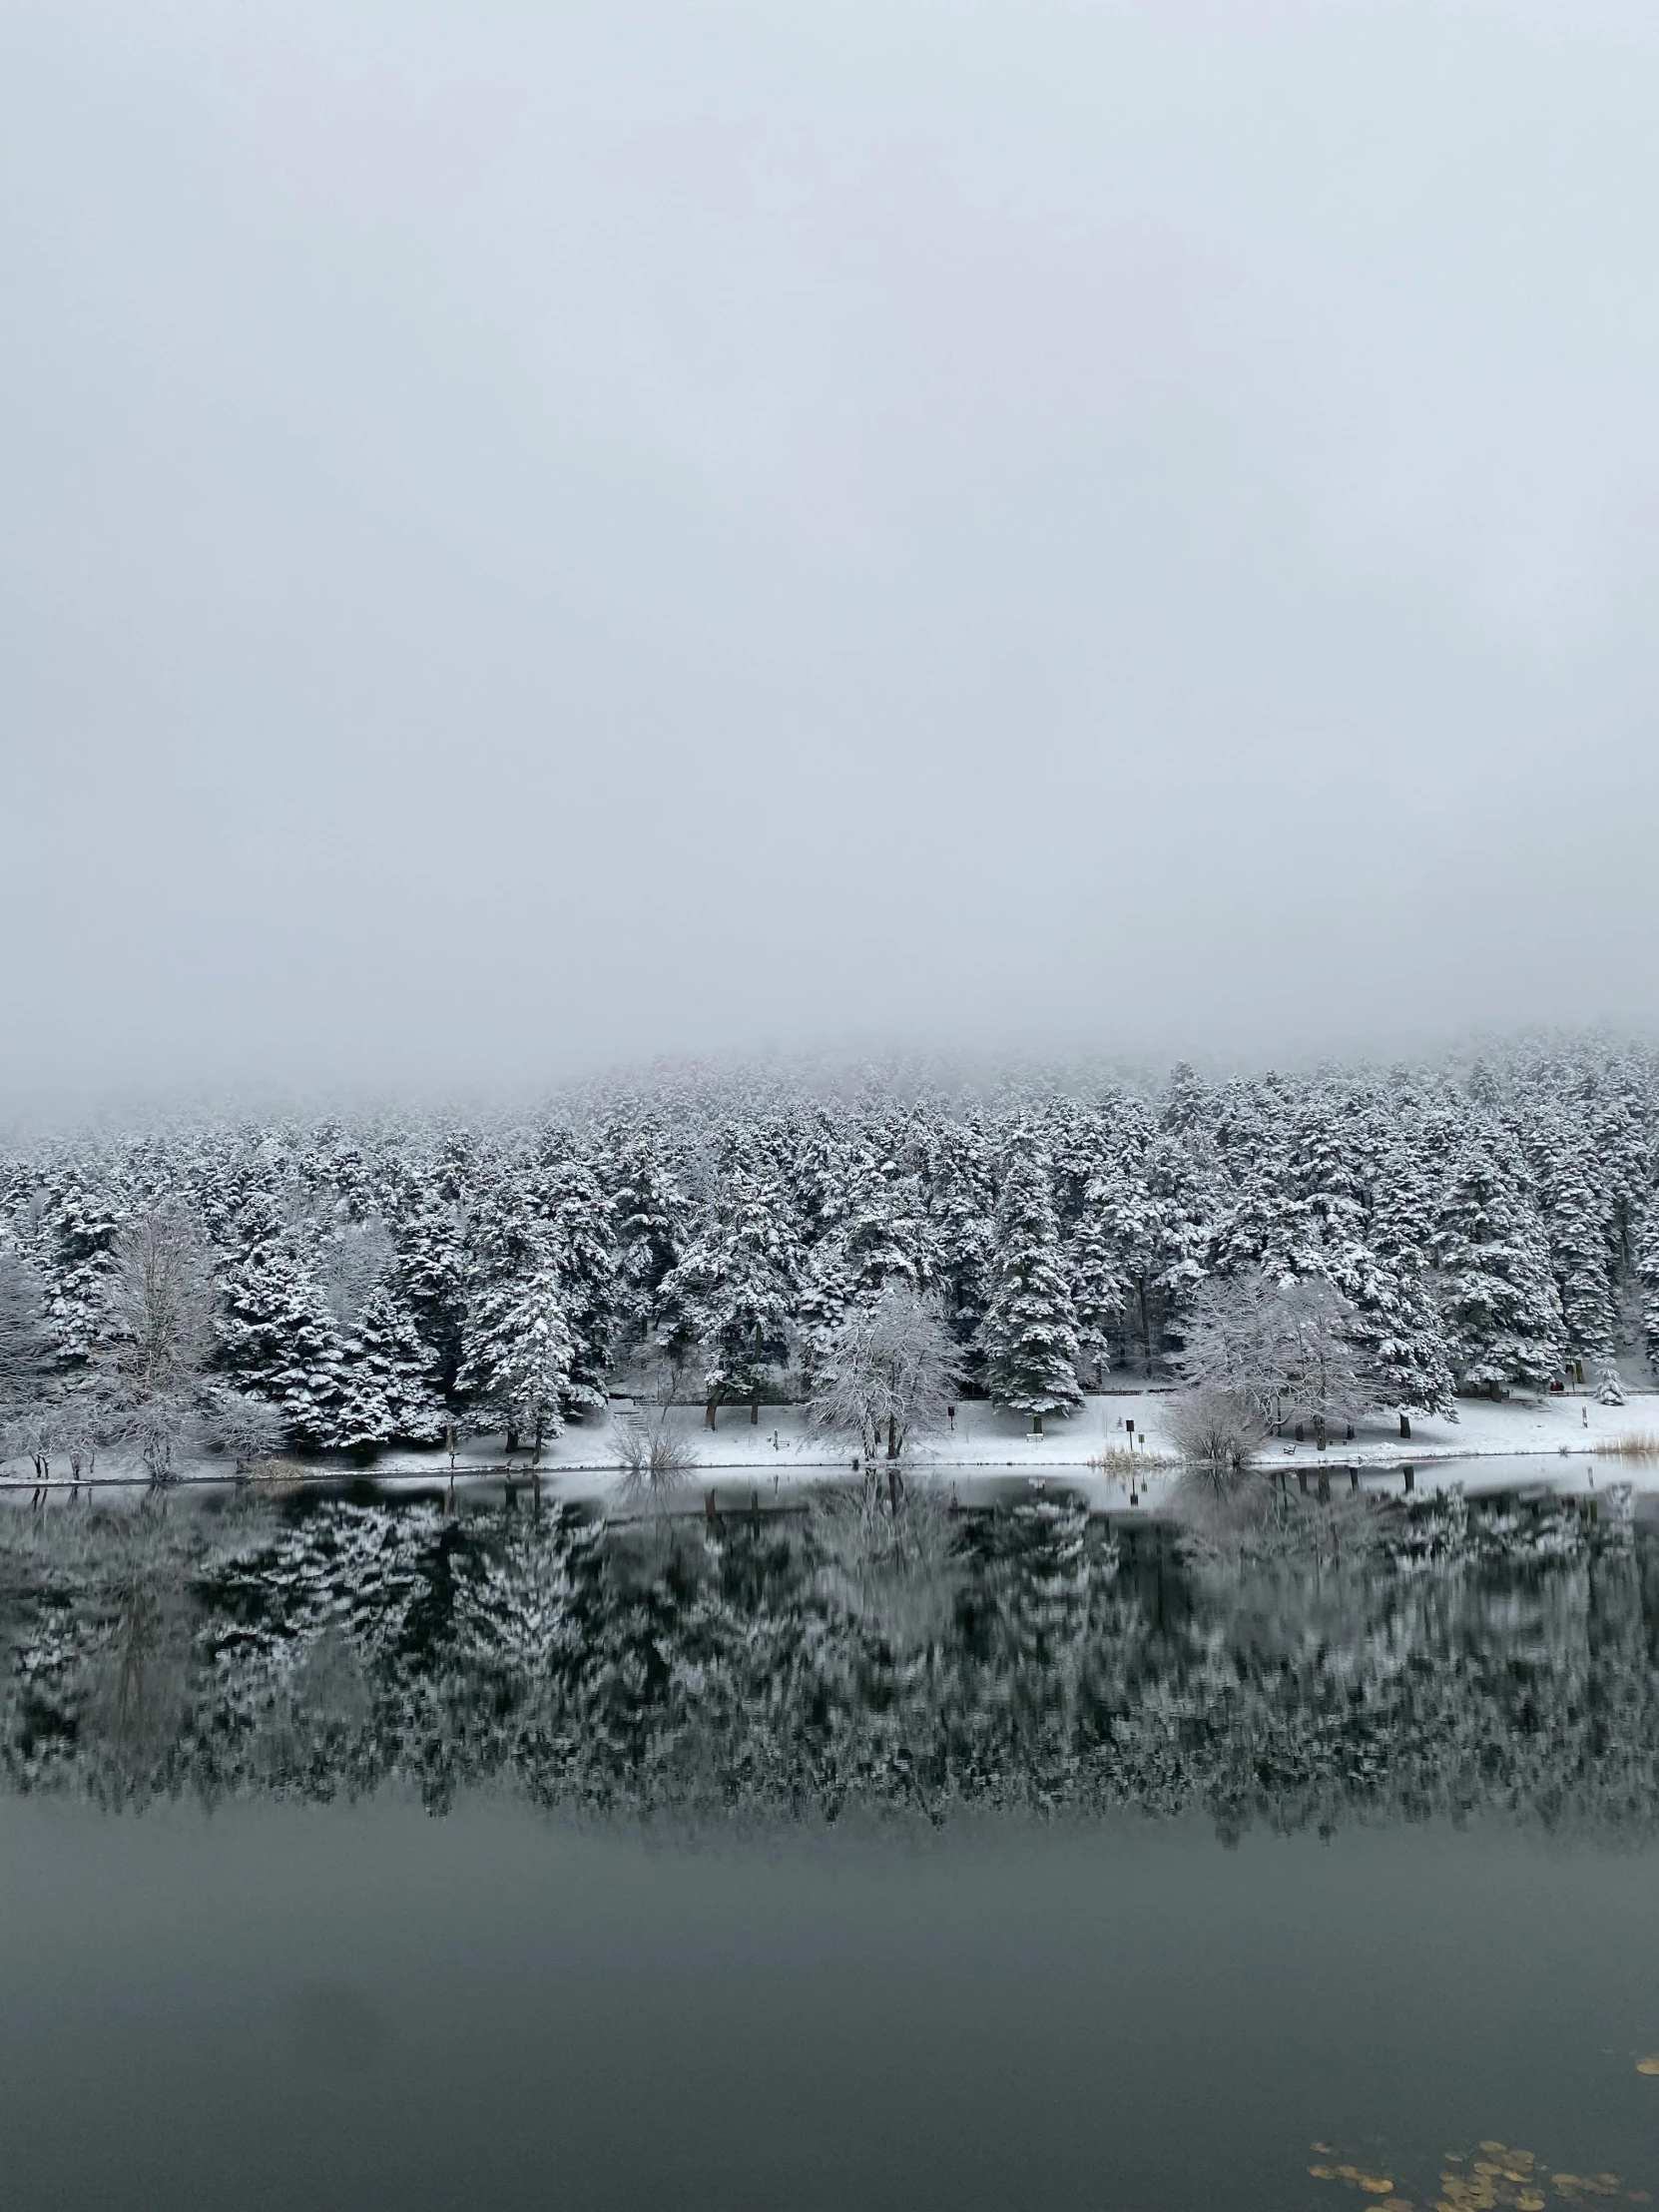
3, 1496, 1658, 1842
1, 1500, 206, 1805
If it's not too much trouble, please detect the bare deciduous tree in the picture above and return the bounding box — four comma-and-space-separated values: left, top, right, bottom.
1167, 1383, 1266, 1481
614, 1361, 698, 1514
60, 1382, 116, 1496
809, 1287, 959, 1463
101, 1207, 219, 1482
207, 1389, 285, 1476
105, 1208, 216, 1400
1174, 1269, 1369, 1433
0, 1251, 54, 1414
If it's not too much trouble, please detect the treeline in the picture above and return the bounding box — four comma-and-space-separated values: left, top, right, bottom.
2, 1035, 1657, 1458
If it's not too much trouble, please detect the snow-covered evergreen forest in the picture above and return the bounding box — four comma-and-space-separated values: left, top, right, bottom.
3, 1035, 1658, 1465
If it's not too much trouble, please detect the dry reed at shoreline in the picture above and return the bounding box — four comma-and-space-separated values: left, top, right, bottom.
1087, 1446, 1177, 1476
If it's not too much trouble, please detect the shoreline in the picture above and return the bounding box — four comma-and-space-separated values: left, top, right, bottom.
4, 1435, 1654, 1501
6, 1384, 1659, 1502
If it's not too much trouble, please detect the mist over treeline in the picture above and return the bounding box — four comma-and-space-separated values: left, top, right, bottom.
2, 1034, 1656, 1460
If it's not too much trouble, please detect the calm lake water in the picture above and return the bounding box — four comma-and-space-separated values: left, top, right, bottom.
4, 1481, 1659, 2212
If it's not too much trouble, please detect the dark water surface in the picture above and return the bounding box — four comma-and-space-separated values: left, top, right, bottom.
5, 1487, 1659, 2210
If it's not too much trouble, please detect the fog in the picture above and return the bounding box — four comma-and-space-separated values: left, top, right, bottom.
4, 0, 1658, 1107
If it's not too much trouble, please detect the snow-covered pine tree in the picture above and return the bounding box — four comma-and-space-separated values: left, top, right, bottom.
835, 1145, 932, 1306
328, 1278, 445, 1447
216, 1197, 346, 1448
1064, 1182, 1125, 1389
1204, 1073, 1292, 1279
655, 1155, 800, 1426
602, 1121, 692, 1354
794, 1231, 855, 1366
795, 1139, 933, 1368
0, 1250, 54, 1419
1587, 1049, 1657, 1298
29, 1167, 123, 1367
457, 1254, 575, 1459
395, 1183, 471, 1402
1129, 1126, 1226, 1377
1640, 1207, 1659, 1380
1596, 1355, 1626, 1406
527, 1149, 621, 1422
921, 1114, 996, 1379
981, 1133, 1082, 1433
1535, 1134, 1617, 1360
1340, 1093, 1457, 1419
1065, 1121, 1164, 1377
1340, 1246, 1456, 1420
1429, 1120, 1565, 1394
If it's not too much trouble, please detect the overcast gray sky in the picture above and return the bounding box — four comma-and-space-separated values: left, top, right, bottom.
4, 0, 1658, 1104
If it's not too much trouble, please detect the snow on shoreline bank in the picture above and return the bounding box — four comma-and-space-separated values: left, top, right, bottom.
8, 1386, 1659, 1504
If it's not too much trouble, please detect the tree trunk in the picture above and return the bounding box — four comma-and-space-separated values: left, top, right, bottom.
1033, 1412, 1043, 1436
751, 1396, 759, 1425
1399, 1413, 1411, 1440
705, 1396, 718, 1431
886, 1413, 897, 1459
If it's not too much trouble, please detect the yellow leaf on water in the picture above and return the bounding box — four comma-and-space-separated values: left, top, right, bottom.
1636, 2057, 1659, 2076
1481, 2144, 1509, 2156
1313, 2141, 1336, 2154
1515, 2197, 1545, 2210
1310, 2166, 1338, 2180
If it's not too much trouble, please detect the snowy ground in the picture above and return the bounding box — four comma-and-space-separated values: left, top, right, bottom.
9, 1383, 1658, 1510
378, 1381, 1659, 1477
